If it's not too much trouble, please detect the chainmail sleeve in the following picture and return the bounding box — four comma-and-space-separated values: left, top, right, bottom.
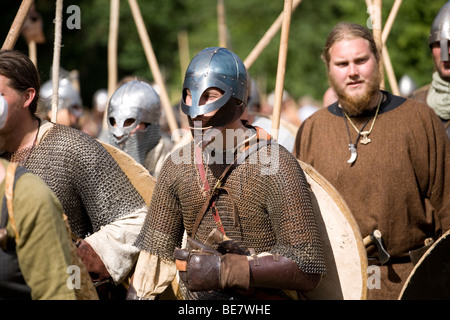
255, 144, 326, 274
23, 124, 147, 238
134, 146, 186, 261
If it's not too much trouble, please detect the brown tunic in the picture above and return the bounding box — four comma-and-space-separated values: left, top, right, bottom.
294, 91, 450, 299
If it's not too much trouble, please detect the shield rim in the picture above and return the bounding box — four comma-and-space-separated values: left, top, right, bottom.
299, 160, 368, 300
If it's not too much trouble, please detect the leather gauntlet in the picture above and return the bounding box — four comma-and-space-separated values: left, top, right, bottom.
249, 254, 321, 292
173, 237, 249, 293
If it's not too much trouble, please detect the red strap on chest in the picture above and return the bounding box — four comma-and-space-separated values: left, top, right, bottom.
195, 146, 225, 235
193, 126, 271, 237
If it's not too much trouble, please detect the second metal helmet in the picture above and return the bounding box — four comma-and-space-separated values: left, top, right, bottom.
40, 77, 83, 115
429, 0, 450, 61
107, 80, 161, 139
107, 80, 162, 165
180, 47, 248, 119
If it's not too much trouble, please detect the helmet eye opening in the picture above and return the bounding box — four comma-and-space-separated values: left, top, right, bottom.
124, 118, 137, 127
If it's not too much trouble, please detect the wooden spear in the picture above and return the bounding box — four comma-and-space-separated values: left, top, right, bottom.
217, 0, 228, 48
371, 0, 384, 89
244, 0, 302, 70
178, 29, 190, 84
103, 0, 120, 131
271, 0, 293, 141
51, 0, 64, 123
383, 47, 400, 95
2, 0, 35, 50
21, 3, 46, 67
382, 0, 402, 45
366, 0, 401, 95
128, 0, 179, 136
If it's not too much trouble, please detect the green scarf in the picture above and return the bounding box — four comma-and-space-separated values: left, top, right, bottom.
427, 71, 450, 120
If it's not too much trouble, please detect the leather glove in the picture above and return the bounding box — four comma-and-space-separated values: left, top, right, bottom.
173, 237, 249, 293
76, 239, 111, 282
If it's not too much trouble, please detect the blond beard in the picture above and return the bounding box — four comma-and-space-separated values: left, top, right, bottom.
330, 72, 381, 116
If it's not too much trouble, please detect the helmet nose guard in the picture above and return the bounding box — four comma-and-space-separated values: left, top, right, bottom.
430, 1, 450, 62
107, 80, 161, 139
180, 47, 248, 118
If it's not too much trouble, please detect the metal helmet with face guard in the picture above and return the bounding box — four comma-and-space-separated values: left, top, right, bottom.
180, 47, 248, 129
106, 80, 161, 165
430, 1, 450, 62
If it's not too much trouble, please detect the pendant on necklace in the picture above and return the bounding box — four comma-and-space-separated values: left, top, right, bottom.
360, 131, 371, 145
347, 144, 357, 164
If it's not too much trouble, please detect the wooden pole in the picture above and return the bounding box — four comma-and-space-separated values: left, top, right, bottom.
244, 0, 302, 70
178, 29, 190, 84
366, 0, 401, 94
21, 3, 46, 68
28, 41, 37, 66
104, 0, 120, 131
372, 0, 384, 89
271, 0, 292, 140
51, 0, 64, 123
383, 47, 400, 95
128, 0, 179, 136
2, 0, 35, 50
217, 0, 228, 48
382, 0, 402, 45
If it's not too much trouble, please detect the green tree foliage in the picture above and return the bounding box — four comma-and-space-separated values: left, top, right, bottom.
1, 0, 446, 108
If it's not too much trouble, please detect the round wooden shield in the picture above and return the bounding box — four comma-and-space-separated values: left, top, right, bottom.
99, 141, 156, 206
399, 229, 450, 300
299, 160, 368, 300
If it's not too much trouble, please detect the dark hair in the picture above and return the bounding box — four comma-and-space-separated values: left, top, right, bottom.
321, 22, 380, 68
0, 50, 40, 117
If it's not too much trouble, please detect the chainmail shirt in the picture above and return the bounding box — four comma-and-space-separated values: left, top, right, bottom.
3, 123, 147, 238
135, 132, 326, 299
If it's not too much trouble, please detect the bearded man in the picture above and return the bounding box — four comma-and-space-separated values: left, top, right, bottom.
294, 22, 450, 300
126, 47, 326, 300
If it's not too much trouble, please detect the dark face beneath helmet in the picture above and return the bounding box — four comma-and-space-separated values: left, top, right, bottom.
430, 1, 450, 62
180, 47, 248, 130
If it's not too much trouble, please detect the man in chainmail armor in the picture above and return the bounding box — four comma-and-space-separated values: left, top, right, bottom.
104, 80, 173, 178
126, 47, 326, 300
0, 50, 148, 299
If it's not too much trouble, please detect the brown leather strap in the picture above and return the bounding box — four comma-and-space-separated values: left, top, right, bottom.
191, 136, 272, 238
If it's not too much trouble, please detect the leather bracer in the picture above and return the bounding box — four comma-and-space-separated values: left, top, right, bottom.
249, 254, 321, 292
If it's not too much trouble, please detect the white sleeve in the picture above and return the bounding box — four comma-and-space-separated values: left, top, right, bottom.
84, 205, 147, 284
131, 251, 178, 299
